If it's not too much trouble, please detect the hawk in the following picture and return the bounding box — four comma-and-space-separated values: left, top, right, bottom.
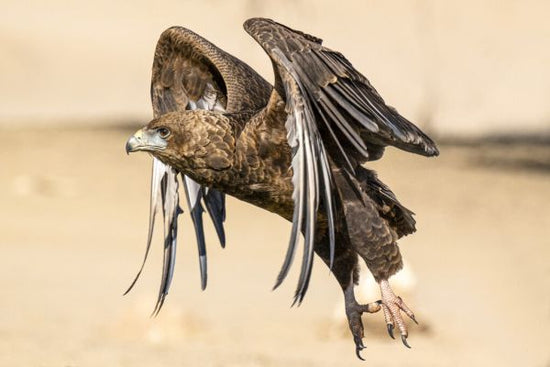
125, 18, 438, 359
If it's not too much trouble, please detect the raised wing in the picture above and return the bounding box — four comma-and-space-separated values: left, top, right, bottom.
244, 18, 438, 304
127, 26, 271, 311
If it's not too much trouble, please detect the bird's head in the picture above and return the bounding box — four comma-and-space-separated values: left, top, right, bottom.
125, 110, 235, 171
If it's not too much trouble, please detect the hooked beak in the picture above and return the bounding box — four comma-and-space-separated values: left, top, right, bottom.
125, 128, 167, 154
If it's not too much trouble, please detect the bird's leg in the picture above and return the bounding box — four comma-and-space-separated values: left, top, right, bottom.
343, 278, 381, 360
378, 278, 417, 348
313, 233, 381, 361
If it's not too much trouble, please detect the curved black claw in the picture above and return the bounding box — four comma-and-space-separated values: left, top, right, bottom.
353, 336, 367, 360
344, 285, 381, 360
386, 324, 395, 339
410, 314, 419, 325
401, 334, 411, 349
355, 347, 365, 361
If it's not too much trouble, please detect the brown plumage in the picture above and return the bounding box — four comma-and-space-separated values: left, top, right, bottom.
126, 18, 438, 359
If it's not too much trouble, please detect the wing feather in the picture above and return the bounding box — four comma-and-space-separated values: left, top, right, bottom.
152, 167, 181, 316
266, 48, 335, 303
124, 158, 170, 295
203, 188, 226, 248
244, 17, 438, 302
182, 176, 208, 290
245, 18, 439, 160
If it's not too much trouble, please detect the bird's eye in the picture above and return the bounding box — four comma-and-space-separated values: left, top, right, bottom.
157, 127, 171, 139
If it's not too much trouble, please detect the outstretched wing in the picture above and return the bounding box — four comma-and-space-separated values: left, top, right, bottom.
244, 18, 438, 304
126, 26, 272, 311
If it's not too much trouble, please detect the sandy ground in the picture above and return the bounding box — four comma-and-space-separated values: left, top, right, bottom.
0, 128, 549, 366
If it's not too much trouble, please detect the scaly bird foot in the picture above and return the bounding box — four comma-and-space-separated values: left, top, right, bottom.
344, 285, 381, 360
379, 279, 417, 348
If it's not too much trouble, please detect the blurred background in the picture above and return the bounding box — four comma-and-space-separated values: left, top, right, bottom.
0, 0, 549, 366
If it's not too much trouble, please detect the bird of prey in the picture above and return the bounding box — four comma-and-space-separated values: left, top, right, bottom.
125, 17, 438, 359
